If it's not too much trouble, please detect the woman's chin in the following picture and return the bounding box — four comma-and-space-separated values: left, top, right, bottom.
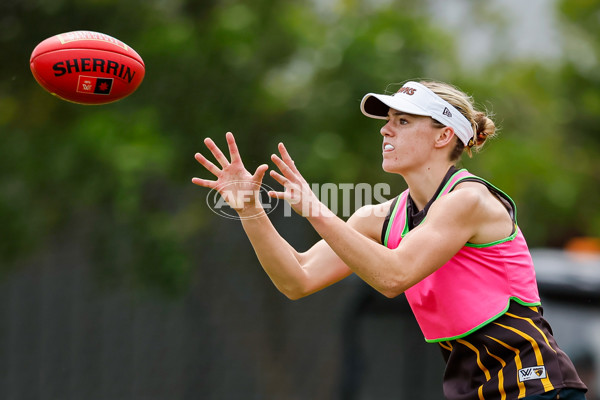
382, 160, 399, 174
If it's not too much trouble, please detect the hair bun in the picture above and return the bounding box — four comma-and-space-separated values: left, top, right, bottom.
473, 111, 496, 149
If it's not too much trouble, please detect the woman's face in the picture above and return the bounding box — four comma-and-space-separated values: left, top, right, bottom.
380, 108, 440, 174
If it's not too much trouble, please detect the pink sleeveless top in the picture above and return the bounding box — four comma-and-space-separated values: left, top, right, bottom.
384, 169, 541, 342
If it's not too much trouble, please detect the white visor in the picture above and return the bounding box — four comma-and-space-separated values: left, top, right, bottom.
360, 81, 474, 146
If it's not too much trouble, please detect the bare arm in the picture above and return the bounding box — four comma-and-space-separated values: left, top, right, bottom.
192, 133, 384, 299
235, 205, 350, 299
238, 200, 388, 299
305, 193, 480, 297
270, 143, 512, 298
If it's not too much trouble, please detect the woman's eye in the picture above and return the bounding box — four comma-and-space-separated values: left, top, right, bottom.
399, 118, 408, 125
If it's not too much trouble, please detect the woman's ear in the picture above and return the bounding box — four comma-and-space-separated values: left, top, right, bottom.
434, 126, 456, 148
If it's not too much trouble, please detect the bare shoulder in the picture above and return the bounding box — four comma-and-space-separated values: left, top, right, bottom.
347, 198, 395, 243
451, 181, 509, 217
436, 181, 486, 212
431, 180, 514, 243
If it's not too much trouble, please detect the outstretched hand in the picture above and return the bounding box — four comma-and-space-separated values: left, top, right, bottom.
269, 142, 325, 218
192, 132, 268, 211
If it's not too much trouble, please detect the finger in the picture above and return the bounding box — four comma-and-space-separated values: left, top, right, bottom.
277, 142, 300, 174
191, 177, 217, 189
267, 190, 286, 200
252, 164, 269, 183
268, 189, 300, 205
194, 152, 221, 177
204, 137, 230, 168
271, 154, 296, 179
269, 165, 292, 186
225, 132, 243, 165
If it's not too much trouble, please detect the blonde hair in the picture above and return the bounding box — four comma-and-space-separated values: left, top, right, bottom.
419, 80, 497, 160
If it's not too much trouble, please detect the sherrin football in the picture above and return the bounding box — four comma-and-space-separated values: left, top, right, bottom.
30, 30, 145, 105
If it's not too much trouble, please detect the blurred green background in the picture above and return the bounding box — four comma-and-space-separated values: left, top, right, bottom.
1, 0, 599, 399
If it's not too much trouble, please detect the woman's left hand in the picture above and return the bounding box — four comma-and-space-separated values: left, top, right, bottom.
269, 143, 326, 218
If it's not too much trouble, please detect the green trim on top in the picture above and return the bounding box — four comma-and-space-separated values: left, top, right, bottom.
445, 173, 521, 247
464, 225, 519, 248
435, 168, 469, 201
450, 174, 519, 225
385, 170, 520, 246
383, 195, 403, 247
401, 169, 467, 236
423, 297, 542, 343
401, 202, 410, 238
476, 176, 518, 225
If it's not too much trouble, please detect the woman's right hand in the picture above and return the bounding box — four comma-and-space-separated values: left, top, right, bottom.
192, 132, 268, 214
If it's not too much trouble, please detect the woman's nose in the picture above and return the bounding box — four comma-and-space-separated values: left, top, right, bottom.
380, 121, 392, 137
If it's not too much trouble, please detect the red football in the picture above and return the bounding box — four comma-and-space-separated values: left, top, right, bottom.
30, 30, 145, 105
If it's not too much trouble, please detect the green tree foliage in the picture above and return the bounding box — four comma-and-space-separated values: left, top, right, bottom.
458, 0, 600, 246
0, 0, 597, 294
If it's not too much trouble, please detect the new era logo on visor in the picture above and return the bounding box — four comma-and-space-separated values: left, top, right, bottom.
443, 107, 452, 118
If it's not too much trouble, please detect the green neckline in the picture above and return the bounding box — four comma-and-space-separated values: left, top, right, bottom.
384, 170, 519, 246
384, 195, 403, 246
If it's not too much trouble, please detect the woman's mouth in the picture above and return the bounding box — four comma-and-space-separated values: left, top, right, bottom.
383, 143, 395, 152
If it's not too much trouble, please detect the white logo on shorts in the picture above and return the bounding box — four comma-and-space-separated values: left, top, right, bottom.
518, 366, 547, 382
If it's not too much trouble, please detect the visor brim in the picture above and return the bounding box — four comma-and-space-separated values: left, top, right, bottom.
360, 93, 431, 120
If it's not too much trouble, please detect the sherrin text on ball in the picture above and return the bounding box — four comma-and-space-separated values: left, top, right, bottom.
30, 30, 145, 105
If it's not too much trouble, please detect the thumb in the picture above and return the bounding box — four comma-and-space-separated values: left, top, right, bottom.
252, 164, 269, 183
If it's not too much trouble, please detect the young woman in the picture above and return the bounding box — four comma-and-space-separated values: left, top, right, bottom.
192, 80, 588, 399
